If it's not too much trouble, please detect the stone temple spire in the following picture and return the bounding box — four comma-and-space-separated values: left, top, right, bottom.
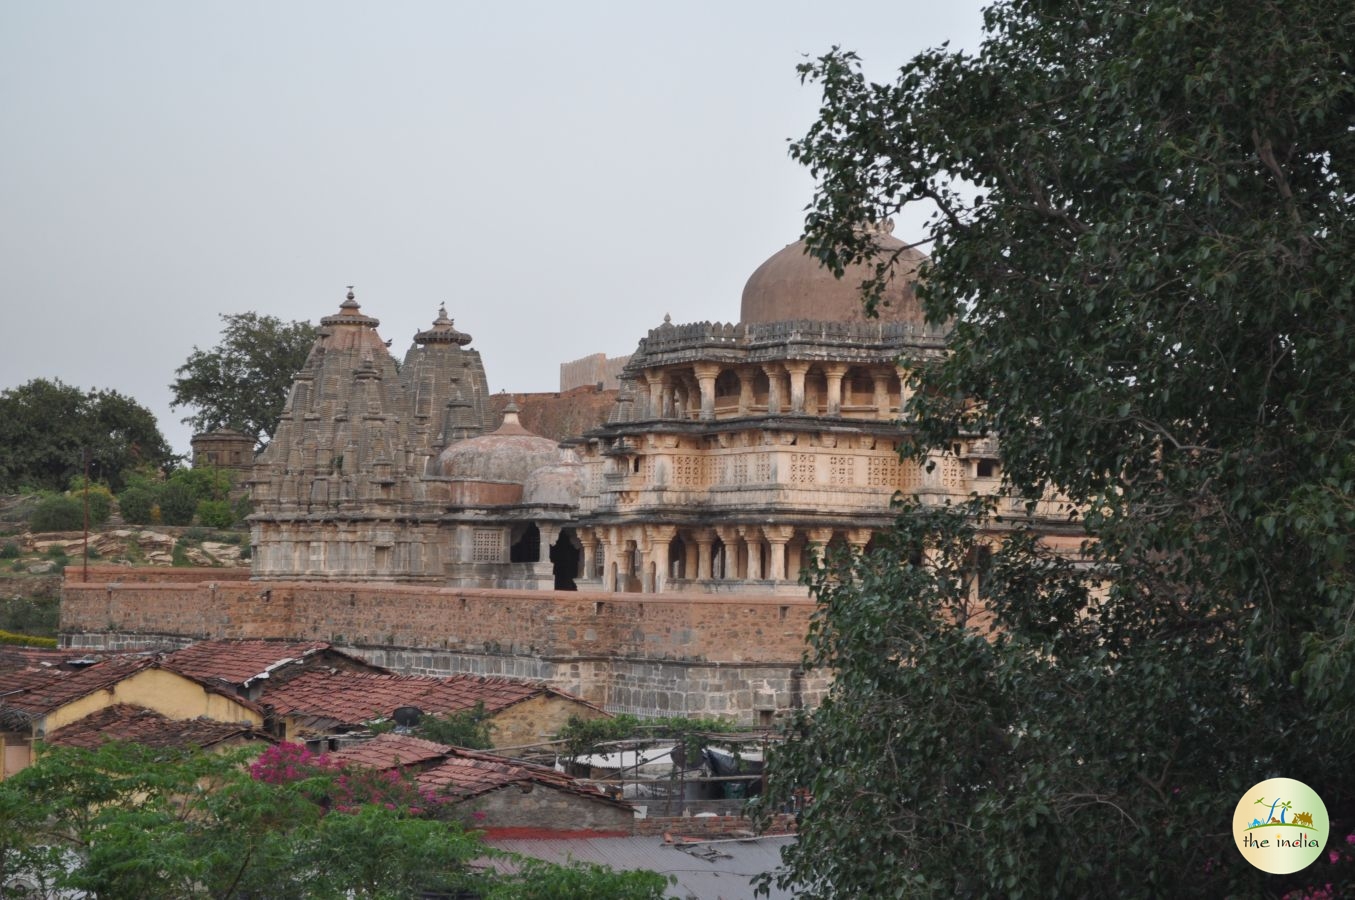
414, 304, 472, 346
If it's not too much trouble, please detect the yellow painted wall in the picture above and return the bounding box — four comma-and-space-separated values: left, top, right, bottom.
42, 667, 263, 734
489, 695, 607, 749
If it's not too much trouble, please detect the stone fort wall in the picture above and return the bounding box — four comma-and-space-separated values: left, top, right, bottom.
60, 578, 825, 722
559, 352, 632, 392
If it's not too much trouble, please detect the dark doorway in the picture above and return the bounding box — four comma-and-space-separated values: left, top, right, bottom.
551, 528, 580, 591
510, 524, 541, 563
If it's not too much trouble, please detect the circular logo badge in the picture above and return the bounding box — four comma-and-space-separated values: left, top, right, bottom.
1233, 778, 1329, 874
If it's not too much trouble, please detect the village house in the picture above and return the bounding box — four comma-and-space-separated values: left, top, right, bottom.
327, 732, 635, 833
257, 669, 607, 748
0, 653, 265, 778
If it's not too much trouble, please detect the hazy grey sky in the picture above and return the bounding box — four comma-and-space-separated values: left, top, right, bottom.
0, 1, 987, 457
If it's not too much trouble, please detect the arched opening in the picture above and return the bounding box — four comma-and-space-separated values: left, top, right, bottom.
509, 524, 541, 563
550, 527, 581, 591
714, 369, 740, 412
846, 368, 874, 410
670, 534, 688, 579
712, 535, 727, 579
753, 369, 771, 409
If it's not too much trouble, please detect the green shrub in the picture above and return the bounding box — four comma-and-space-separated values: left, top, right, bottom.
239, 544, 252, 560
171, 539, 192, 567
29, 494, 84, 532
65, 479, 113, 525
0, 630, 58, 648
0, 542, 19, 559
158, 482, 197, 526
47, 545, 68, 559
195, 500, 237, 529
9, 560, 22, 572
117, 486, 157, 525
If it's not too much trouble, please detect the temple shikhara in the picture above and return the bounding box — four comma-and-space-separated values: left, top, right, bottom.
62, 223, 1078, 721
248, 223, 1073, 594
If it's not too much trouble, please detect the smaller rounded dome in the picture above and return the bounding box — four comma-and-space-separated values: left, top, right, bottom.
740, 222, 927, 326
436, 404, 559, 484
523, 451, 586, 506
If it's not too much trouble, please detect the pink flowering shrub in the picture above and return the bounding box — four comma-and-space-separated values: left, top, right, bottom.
249, 742, 443, 817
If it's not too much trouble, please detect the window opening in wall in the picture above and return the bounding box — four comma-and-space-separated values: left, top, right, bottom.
976, 459, 997, 478
632, 456, 641, 474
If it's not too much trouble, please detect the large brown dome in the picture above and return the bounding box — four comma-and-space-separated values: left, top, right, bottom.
740, 225, 927, 326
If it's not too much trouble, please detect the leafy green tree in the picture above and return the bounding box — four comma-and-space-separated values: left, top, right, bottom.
0, 742, 669, 899
0, 379, 175, 493
761, 2, 1355, 897
157, 481, 198, 527
170, 312, 317, 447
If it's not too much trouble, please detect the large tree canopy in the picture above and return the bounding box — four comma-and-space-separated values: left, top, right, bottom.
0, 379, 175, 493
170, 312, 317, 447
762, 1, 1355, 897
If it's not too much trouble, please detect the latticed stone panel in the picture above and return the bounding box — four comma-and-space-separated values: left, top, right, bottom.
472, 528, 501, 563
673, 455, 704, 487
754, 452, 772, 483
898, 460, 924, 492
939, 457, 966, 491
829, 455, 855, 485
867, 455, 900, 488
790, 453, 816, 484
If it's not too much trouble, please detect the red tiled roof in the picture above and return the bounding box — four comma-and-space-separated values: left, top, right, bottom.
0, 654, 156, 729
328, 733, 629, 809
260, 671, 595, 726
0, 647, 107, 673
325, 733, 449, 769
0, 655, 265, 731
44, 704, 272, 750
163, 640, 384, 687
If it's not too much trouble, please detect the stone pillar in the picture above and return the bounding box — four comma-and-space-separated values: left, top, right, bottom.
645, 371, 667, 419
823, 364, 848, 416
646, 525, 676, 593
740, 526, 763, 580
737, 369, 756, 415
845, 528, 872, 556
716, 526, 742, 579
694, 528, 715, 580
601, 535, 617, 592
693, 362, 721, 422
784, 362, 811, 415
764, 525, 794, 581
898, 364, 914, 418
872, 371, 893, 420
762, 364, 784, 415
805, 527, 835, 568
578, 529, 599, 580
638, 547, 653, 592
538, 524, 560, 564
